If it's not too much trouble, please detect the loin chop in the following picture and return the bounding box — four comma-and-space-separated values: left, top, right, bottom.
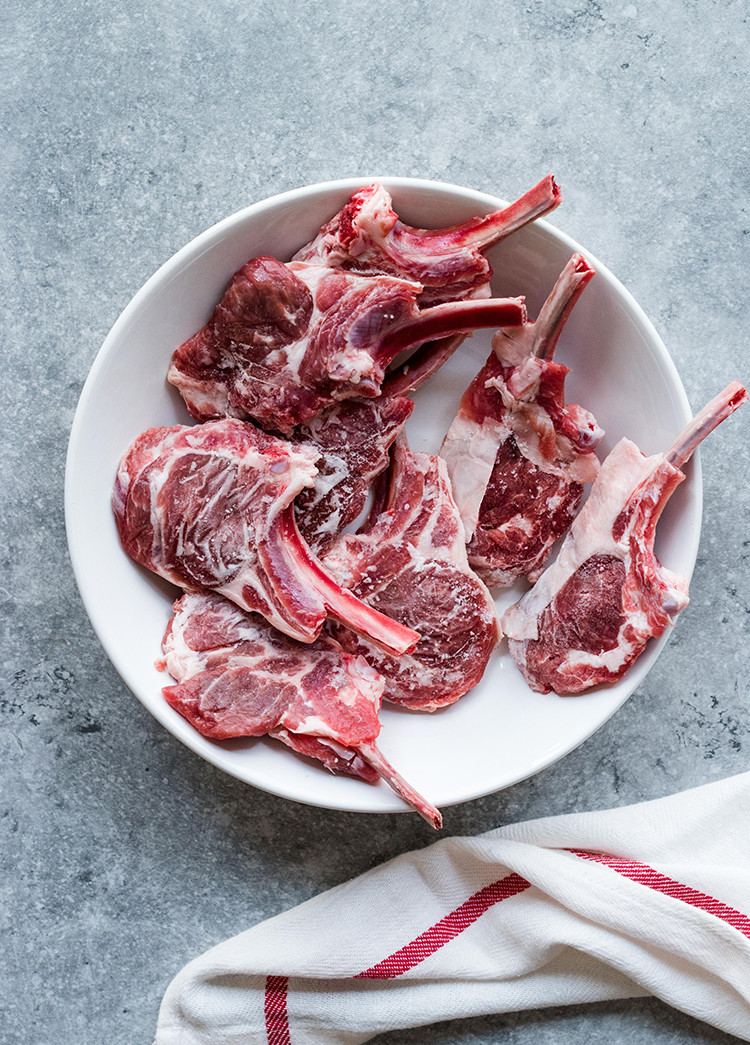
323, 439, 499, 711
168, 256, 525, 433
502, 383, 747, 694
160, 591, 442, 828
293, 175, 561, 305
440, 254, 603, 588
112, 419, 419, 655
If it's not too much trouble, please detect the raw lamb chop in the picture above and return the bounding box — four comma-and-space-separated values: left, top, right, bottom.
172, 182, 553, 547
440, 253, 603, 588
293, 175, 561, 305
323, 438, 500, 711
501, 383, 747, 695
112, 419, 419, 655
160, 591, 442, 828
292, 393, 414, 551
168, 256, 526, 434
292, 332, 469, 553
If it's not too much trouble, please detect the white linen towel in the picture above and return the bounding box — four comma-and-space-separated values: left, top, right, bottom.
155, 772, 750, 1044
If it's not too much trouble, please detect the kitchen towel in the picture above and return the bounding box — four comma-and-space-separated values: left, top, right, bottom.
154, 771, 750, 1044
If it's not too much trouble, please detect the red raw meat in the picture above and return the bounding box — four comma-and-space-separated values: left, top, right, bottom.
160, 591, 442, 827
323, 439, 499, 711
293, 175, 561, 305
501, 383, 747, 694
440, 254, 603, 588
289, 179, 561, 544
292, 331, 474, 553
112, 419, 419, 655
168, 256, 526, 433
171, 182, 556, 550
293, 393, 414, 552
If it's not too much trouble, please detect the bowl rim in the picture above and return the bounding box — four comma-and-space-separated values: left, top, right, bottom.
65, 175, 701, 813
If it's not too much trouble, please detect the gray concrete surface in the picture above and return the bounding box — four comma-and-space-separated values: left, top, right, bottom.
2, 1, 749, 1042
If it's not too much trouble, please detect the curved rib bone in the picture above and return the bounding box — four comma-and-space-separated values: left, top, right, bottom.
375, 297, 527, 360
390, 174, 561, 259
272, 506, 419, 656
294, 175, 560, 304
529, 252, 596, 361
666, 381, 747, 469
356, 743, 442, 829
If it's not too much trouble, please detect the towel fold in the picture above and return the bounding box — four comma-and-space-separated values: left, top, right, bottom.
155, 772, 750, 1044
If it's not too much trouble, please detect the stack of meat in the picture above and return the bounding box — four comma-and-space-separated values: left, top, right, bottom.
113, 176, 746, 826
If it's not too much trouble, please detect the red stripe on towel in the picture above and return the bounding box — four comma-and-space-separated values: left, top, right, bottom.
264, 975, 291, 1045
355, 871, 531, 979
265, 848, 750, 1040
571, 849, 750, 938
263, 870, 531, 1039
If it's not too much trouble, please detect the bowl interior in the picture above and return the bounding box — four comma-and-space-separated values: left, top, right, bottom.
65, 177, 697, 814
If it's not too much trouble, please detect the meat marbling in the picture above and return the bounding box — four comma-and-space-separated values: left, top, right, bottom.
323, 438, 500, 711
292, 331, 476, 553
112, 419, 419, 655
292, 392, 414, 552
168, 256, 526, 433
171, 180, 559, 551
501, 383, 747, 694
160, 590, 442, 827
440, 253, 603, 588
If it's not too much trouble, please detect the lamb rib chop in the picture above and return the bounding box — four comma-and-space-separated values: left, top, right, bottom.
287, 178, 560, 546
323, 438, 500, 711
501, 383, 747, 694
112, 419, 419, 655
160, 591, 442, 828
292, 392, 414, 551
168, 256, 526, 434
440, 254, 603, 588
293, 175, 561, 305
292, 330, 474, 553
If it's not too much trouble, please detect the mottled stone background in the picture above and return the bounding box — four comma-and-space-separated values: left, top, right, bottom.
2, 1, 749, 1042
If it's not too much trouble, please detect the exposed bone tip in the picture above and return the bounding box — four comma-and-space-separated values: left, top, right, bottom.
392, 627, 421, 657
728, 381, 748, 408
426, 808, 443, 830
357, 742, 443, 827
571, 252, 594, 276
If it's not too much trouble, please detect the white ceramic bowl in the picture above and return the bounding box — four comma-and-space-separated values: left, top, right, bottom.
65, 177, 698, 816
